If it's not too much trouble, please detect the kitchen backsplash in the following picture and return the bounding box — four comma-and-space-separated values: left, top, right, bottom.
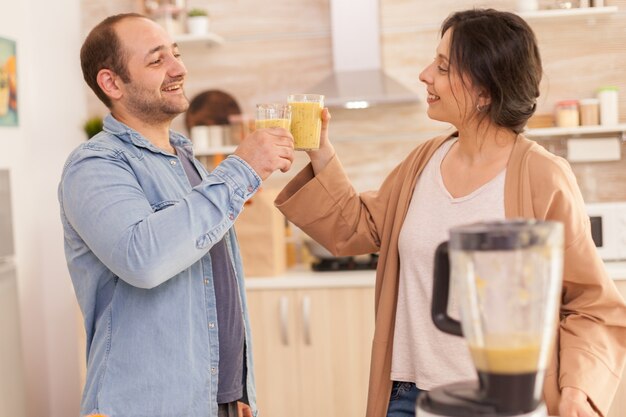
81, 0, 626, 202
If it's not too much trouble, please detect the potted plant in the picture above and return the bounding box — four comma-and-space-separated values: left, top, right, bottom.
187, 8, 210, 35
83, 116, 103, 139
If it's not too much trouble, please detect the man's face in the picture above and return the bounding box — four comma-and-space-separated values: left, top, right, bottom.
114, 17, 189, 123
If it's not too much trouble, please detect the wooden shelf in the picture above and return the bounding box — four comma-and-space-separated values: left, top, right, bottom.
173, 32, 224, 46
194, 145, 237, 156
518, 6, 618, 20
525, 124, 626, 138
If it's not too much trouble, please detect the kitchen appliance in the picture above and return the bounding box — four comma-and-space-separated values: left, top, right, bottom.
303, 239, 378, 271
416, 220, 564, 417
586, 201, 626, 261
308, 0, 420, 108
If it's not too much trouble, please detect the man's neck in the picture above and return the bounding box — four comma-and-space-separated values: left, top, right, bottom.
111, 111, 176, 154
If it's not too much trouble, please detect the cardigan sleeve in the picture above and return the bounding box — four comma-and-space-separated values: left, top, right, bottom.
527, 150, 626, 416
274, 152, 409, 257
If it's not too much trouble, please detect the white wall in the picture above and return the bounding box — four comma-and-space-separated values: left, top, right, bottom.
0, 0, 86, 416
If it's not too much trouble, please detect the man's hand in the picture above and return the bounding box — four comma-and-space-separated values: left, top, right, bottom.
559, 387, 599, 417
237, 401, 253, 417
234, 127, 294, 180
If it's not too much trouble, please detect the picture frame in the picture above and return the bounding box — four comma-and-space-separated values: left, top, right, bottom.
0, 37, 18, 127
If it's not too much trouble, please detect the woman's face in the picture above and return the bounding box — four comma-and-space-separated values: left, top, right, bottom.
419, 29, 481, 127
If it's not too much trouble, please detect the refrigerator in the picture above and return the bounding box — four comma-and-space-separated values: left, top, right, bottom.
0, 169, 27, 417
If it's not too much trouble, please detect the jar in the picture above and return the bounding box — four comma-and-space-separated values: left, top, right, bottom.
555, 100, 579, 128
517, 0, 539, 12
578, 98, 600, 126
597, 86, 619, 126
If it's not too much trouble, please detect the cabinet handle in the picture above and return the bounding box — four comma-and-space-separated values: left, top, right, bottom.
279, 296, 289, 346
302, 295, 311, 345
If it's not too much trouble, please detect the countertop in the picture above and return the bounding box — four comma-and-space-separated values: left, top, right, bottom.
245, 261, 626, 290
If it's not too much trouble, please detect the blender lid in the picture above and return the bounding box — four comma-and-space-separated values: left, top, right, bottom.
449, 219, 563, 251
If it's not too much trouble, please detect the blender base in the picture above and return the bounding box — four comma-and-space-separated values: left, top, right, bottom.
415, 381, 548, 417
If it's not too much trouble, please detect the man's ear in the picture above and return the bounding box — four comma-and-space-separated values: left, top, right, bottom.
96, 69, 123, 102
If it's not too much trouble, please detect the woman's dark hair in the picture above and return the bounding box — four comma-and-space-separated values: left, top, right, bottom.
441, 9, 542, 133
80, 13, 145, 108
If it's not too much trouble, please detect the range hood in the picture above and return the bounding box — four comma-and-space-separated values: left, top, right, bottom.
310, 0, 420, 109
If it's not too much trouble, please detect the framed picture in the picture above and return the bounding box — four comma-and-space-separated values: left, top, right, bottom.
0, 37, 17, 127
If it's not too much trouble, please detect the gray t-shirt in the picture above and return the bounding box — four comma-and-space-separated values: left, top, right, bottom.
177, 147, 245, 404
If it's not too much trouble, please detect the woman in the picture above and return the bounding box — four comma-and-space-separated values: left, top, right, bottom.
275, 8, 626, 417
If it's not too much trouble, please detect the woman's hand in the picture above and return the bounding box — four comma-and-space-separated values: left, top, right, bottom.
307, 108, 335, 175
559, 387, 599, 417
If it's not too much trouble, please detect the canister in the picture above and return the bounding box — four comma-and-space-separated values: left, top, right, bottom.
579, 98, 600, 126
597, 86, 619, 126
555, 100, 579, 128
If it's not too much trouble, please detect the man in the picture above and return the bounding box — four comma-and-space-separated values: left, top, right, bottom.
59, 13, 294, 417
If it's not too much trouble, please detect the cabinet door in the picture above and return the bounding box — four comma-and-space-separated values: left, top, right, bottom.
248, 286, 375, 417
607, 280, 626, 417
247, 289, 300, 417
297, 287, 375, 417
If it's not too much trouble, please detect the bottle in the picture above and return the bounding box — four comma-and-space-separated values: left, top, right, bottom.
555, 100, 580, 128
597, 86, 619, 126
517, 0, 539, 12
578, 98, 600, 126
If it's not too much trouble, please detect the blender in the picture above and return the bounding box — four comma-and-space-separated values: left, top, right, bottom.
416, 220, 564, 417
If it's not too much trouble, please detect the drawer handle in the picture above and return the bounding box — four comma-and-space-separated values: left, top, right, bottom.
302, 295, 311, 345
279, 296, 289, 346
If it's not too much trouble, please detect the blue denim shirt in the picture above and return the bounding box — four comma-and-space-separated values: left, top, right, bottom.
59, 114, 260, 417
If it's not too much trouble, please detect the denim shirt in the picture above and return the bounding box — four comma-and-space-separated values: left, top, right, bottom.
58, 114, 260, 417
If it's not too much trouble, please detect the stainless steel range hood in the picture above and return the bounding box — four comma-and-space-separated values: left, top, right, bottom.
310, 0, 420, 109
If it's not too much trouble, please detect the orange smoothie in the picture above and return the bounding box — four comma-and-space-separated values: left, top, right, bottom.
468, 343, 542, 374
255, 118, 290, 129
289, 101, 322, 150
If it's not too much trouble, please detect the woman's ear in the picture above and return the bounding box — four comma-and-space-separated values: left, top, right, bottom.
478, 90, 491, 108
96, 69, 123, 102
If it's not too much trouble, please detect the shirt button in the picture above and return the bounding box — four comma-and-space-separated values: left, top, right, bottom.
170, 160, 177, 166
204, 278, 209, 285
229, 213, 234, 220
247, 185, 253, 192
208, 322, 215, 329
211, 367, 217, 375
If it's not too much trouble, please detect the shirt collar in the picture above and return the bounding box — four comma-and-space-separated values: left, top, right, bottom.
102, 113, 193, 153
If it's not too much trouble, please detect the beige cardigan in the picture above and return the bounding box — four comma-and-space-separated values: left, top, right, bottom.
275, 134, 626, 417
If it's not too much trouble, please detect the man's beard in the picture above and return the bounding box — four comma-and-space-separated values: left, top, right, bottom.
125, 80, 190, 124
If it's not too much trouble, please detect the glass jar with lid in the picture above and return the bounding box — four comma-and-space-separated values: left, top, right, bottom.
555, 100, 579, 128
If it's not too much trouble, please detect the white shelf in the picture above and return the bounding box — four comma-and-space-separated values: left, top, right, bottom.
525, 124, 626, 138
173, 32, 224, 46
194, 145, 237, 156
518, 6, 618, 20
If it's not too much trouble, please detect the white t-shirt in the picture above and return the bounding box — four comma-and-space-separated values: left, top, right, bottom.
391, 138, 506, 389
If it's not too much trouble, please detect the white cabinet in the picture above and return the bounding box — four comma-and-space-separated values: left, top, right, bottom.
246, 284, 375, 417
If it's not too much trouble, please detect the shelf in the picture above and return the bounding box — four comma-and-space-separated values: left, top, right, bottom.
173, 32, 224, 46
518, 6, 618, 20
194, 145, 237, 156
525, 124, 626, 138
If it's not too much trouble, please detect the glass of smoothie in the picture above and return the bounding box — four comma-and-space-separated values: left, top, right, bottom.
255, 103, 292, 130
287, 94, 324, 150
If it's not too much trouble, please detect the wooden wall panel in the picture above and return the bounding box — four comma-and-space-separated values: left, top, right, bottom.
80, 0, 626, 201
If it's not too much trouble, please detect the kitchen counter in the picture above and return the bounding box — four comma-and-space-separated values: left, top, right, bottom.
245, 261, 626, 289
